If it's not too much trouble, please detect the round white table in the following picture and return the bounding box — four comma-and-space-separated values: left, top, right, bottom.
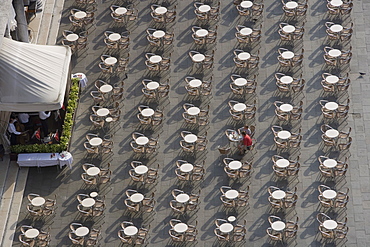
280, 104, 293, 112
124, 226, 138, 236
219, 223, 234, 233
147, 81, 159, 90
176, 193, 190, 203
184, 134, 198, 143
141, 108, 155, 117
90, 192, 98, 198
104, 57, 117, 65
75, 227, 90, 237
66, 33, 79, 42
135, 136, 149, 145
192, 54, 205, 62
271, 221, 286, 231
228, 216, 236, 222
285, 1, 298, 9
155, 6, 167, 14
325, 102, 338, 110
330, 24, 343, 32
325, 75, 339, 84
86, 167, 100, 176
149, 55, 162, 63
329, 0, 343, 7
198, 5, 211, 12
74, 11, 87, 19
228, 160, 242, 170
130, 193, 144, 203
323, 190, 337, 199
276, 159, 290, 168
174, 223, 188, 233
234, 78, 248, 86
115, 7, 127, 15
237, 52, 251, 60
233, 103, 247, 112
277, 131, 291, 139
25, 229, 40, 238
31, 197, 46, 207
323, 220, 338, 230
153, 30, 165, 38
89, 137, 103, 146
281, 51, 294, 59
109, 33, 121, 41
97, 108, 110, 117
180, 163, 194, 172
282, 25, 296, 33
81, 198, 96, 207
187, 107, 200, 116
106, 117, 113, 122
189, 79, 202, 88
328, 49, 342, 57
239, 28, 253, 36
135, 165, 149, 174
272, 190, 286, 199
280, 76, 293, 84
196, 29, 209, 37
225, 190, 239, 199
240, 1, 253, 8
323, 159, 338, 168
325, 129, 339, 138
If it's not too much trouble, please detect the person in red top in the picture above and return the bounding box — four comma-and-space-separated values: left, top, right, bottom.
239, 131, 252, 154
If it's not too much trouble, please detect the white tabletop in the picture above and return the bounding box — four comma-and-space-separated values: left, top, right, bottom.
106, 117, 113, 122
325, 129, 339, 138
225, 189, 239, 199
124, 226, 138, 236
81, 198, 96, 207
323, 220, 338, 230
153, 30, 165, 38
280, 76, 293, 84
234, 78, 248, 86
330, 0, 343, 7
75, 227, 89, 237
325, 75, 339, 84
89, 137, 103, 146
25, 229, 39, 238
275, 159, 290, 168
219, 223, 234, 233
147, 81, 159, 90
228, 216, 236, 222
155, 6, 167, 14
189, 79, 202, 88
187, 107, 201, 116
174, 223, 188, 233
285, 1, 298, 9
31, 197, 46, 207
97, 108, 110, 117
130, 193, 144, 202
280, 104, 293, 112
196, 29, 209, 37
328, 49, 341, 57
115, 7, 127, 15
281, 51, 295, 59
237, 52, 251, 60
240, 27, 253, 36
184, 134, 198, 143
141, 108, 155, 117
272, 190, 286, 199
277, 131, 291, 139
228, 160, 242, 170
74, 11, 87, 19
149, 55, 162, 63
180, 163, 194, 172
240, 1, 253, 8
198, 5, 211, 12
109, 33, 121, 41
323, 190, 337, 199
86, 167, 100, 176
104, 57, 117, 65
330, 24, 343, 32
66, 33, 79, 42
325, 102, 339, 110
282, 25, 296, 33
176, 193, 190, 203
323, 159, 338, 168
90, 192, 98, 197
233, 103, 247, 112
192, 54, 205, 62
135, 165, 149, 174
271, 221, 286, 231
135, 136, 149, 145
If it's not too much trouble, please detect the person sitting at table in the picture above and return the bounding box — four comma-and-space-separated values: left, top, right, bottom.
238, 125, 252, 136
238, 131, 252, 155
8, 117, 28, 145
39, 111, 51, 136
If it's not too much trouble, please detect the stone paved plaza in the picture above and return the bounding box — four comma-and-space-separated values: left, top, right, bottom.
12, 0, 370, 246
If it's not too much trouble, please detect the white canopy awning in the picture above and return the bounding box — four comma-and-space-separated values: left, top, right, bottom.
0, 38, 71, 112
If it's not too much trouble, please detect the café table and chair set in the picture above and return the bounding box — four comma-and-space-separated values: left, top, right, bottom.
110, 4, 138, 24
99, 54, 129, 75
222, 158, 252, 179
26, 193, 57, 219
277, 48, 304, 68
84, 133, 113, 155
124, 189, 156, 214
169, 219, 197, 242
319, 99, 350, 120
230, 74, 257, 96
76, 192, 106, 217
146, 28, 174, 47
235, 0, 264, 17
194, 2, 220, 21
325, 21, 353, 41
69, 8, 95, 28
271, 155, 301, 179
228, 99, 257, 121
182, 103, 210, 126
19, 225, 51, 247
61, 30, 88, 52
278, 22, 304, 41
170, 189, 200, 214
320, 124, 352, 150
179, 131, 208, 154
317, 213, 348, 240
141, 78, 170, 100
268, 185, 298, 209
219, 186, 249, 209
318, 184, 349, 208
271, 125, 303, 150
118, 221, 149, 244
235, 24, 262, 44
145, 52, 171, 71
174, 160, 205, 182
103, 30, 130, 50
81, 163, 112, 186
233, 49, 259, 69
189, 50, 215, 70
281, 0, 308, 16
130, 132, 159, 155
150, 4, 176, 23
184, 76, 212, 97
129, 160, 159, 185
69, 222, 101, 246
318, 155, 349, 178
323, 46, 352, 66
275, 72, 306, 94
326, 0, 353, 16
137, 105, 164, 128
274, 100, 303, 122
191, 25, 217, 45
214, 218, 247, 242
266, 215, 299, 241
